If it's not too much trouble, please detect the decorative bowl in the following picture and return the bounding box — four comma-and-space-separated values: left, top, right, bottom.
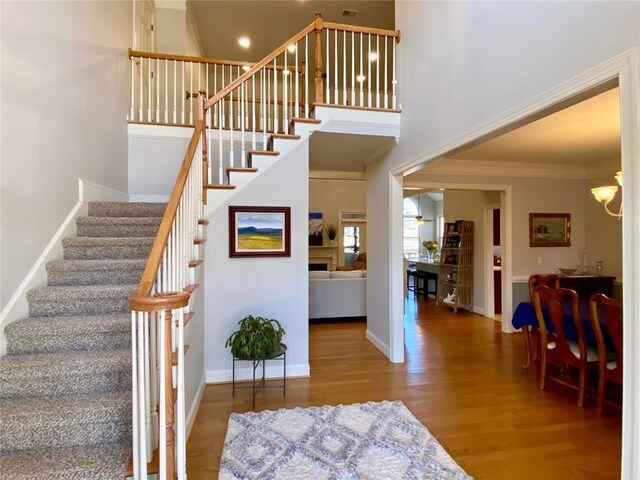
558, 268, 578, 275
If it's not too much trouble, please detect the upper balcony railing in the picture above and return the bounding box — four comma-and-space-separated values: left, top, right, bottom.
128, 13, 400, 130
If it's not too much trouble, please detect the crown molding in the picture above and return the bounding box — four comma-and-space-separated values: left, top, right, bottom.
309, 170, 366, 181
584, 160, 621, 179
416, 158, 586, 180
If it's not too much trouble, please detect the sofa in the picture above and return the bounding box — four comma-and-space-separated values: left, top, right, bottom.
308, 270, 367, 319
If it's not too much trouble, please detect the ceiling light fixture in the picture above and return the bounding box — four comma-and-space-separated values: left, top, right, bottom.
369, 52, 378, 62
287, 44, 297, 53
238, 37, 251, 49
356, 74, 366, 83
242, 65, 251, 72
591, 170, 623, 219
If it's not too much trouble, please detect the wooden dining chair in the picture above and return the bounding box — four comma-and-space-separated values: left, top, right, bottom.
590, 293, 623, 416
522, 274, 561, 369
534, 285, 598, 407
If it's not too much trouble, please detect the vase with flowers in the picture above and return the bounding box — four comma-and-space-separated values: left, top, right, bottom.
423, 240, 438, 262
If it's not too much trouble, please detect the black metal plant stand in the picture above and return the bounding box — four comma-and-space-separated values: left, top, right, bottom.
232, 343, 287, 409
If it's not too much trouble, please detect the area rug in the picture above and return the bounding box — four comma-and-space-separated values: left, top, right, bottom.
219, 400, 473, 480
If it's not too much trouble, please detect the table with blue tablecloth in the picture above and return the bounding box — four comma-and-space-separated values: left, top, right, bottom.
511, 300, 612, 369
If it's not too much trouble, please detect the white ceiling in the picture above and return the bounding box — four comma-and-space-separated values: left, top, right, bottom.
188, 1, 395, 62
309, 131, 395, 172
447, 88, 621, 166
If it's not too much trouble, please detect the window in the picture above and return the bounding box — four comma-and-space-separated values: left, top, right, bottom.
403, 198, 420, 258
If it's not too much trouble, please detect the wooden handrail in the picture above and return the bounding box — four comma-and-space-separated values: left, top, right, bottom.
129, 48, 252, 68
204, 21, 316, 110
129, 120, 204, 310
322, 22, 401, 41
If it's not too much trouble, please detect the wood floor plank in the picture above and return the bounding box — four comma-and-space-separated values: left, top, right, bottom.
186, 296, 621, 479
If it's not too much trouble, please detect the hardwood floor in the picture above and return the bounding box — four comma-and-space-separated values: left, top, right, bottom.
186, 297, 622, 479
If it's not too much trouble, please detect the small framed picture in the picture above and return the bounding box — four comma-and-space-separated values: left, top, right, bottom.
229, 206, 291, 257
445, 222, 457, 233
529, 213, 571, 247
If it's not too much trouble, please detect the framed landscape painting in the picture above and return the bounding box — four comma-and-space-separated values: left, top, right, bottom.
229, 206, 291, 257
529, 213, 571, 247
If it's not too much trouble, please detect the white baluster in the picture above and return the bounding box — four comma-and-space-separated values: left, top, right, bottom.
156, 58, 160, 121
284, 53, 288, 134
189, 62, 193, 125
392, 39, 396, 109
367, 34, 372, 108
376, 35, 380, 108
343, 30, 347, 106
218, 106, 223, 184
295, 42, 299, 119
139, 58, 144, 121
221, 66, 226, 128
131, 312, 140, 478
273, 59, 278, 134
359, 33, 364, 107
241, 81, 245, 167
305, 35, 309, 118
165, 59, 169, 123
326, 30, 330, 103
137, 311, 149, 479
158, 309, 166, 480
351, 32, 355, 106
148, 58, 152, 121
181, 62, 185, 125
252, 74, 256, 151
334, 29, 338, 106
384, 37, 388, 109
130, 57, 135, 121
262, 69, 267, 146
173, 60, 177, 124
213, 64, 218, 127
176, 308, 186, 479
230, 87, 234, 168
143, 311, 152, 459
267, 68, 271, 132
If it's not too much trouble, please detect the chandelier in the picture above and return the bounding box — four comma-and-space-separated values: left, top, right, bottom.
591, 171, 622, 219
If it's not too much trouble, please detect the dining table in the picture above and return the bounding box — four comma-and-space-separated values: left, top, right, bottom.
511, 299, 613, 370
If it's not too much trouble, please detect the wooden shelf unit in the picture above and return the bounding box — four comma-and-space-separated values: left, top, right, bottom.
437, 221, 474, 313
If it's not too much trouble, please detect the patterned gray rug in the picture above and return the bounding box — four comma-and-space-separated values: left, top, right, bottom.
219, 400, 473, 479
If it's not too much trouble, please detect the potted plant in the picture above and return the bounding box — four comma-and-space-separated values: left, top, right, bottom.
225, 315, 285, 359
326, 224, 338, 246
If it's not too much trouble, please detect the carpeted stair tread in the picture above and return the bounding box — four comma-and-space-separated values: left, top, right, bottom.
0, 391, 131, 451
0, 349, 131, 399
76, 216, 161, 238
62, 236, 154, 260
26, 284, 137, 317
89, 200, 167, 218
0, 443, 130, 479
46, 259, 146, 286
5, 314, 130, 354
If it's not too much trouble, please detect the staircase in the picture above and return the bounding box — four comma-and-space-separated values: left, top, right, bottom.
0, 201, 165, 479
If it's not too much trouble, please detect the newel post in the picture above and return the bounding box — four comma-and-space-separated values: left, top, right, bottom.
198, 90, 208, 204
314, 12, 324, 104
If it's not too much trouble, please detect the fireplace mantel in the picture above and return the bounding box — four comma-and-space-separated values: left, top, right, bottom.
309, 246, 339, 271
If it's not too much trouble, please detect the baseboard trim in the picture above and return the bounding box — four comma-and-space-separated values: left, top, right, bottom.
205, 363, 310, 384
366, 329, 390, 359
186, 373, 206, 440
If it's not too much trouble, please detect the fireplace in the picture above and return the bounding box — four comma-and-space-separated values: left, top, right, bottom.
309, 263, 328, 271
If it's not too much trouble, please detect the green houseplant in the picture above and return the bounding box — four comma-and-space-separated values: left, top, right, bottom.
225, 315, 285, 359
326, 224, 337, 241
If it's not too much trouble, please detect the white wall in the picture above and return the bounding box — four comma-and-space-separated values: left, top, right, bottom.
204, 143, 309, 382
366, 0, 640, 356
0, 1, 132, 308
309, 178, 366, 244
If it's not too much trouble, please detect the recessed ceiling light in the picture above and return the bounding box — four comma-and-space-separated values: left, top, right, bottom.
356, 75, 366, 83
242, 65, 251, 72
238, 37, 250, 49
287, 44, 297, 53
369, 52, 378, 62
403, 187, 421, 191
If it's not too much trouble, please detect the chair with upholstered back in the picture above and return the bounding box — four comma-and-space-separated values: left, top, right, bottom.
590, 293, 623, 416
528, 274, 560, 302
534, 285, 597, 407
